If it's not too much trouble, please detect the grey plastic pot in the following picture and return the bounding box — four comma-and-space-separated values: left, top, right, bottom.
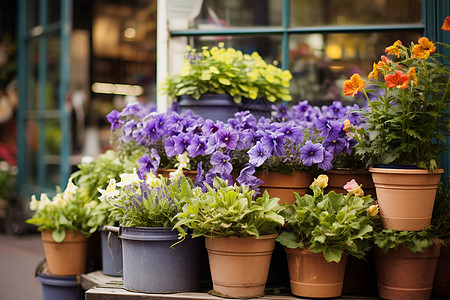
178, 94, 239, 122
119, 227, 201, 293
38, 272, 84, 300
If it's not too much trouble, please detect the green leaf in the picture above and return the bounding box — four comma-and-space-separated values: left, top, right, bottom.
276, 231, 301, 248
323, 247, 343, 263
52, 230, 66, 243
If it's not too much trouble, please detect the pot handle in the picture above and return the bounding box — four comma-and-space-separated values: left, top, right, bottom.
103, 225, 120, 233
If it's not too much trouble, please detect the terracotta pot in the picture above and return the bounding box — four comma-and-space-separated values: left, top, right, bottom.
369, 167, 443, 231
325, 169, 376, 197
41, 230, 88, 276
157, 169, 198, 181
256, 171, 313, 204
372, 240, 440, 300
433, 239, 450, 297
285, 247, 348, 298
205, 234, 277, 299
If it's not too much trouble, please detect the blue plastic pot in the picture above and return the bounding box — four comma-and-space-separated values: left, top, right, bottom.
178, 94, 239, 122
38, 273, 84, 300
100, 228, 123, 276
120, 227, 201, 293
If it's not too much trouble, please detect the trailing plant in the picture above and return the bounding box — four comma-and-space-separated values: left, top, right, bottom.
373, 228, 436, 253
431, 178, 450, 240
276, 174, 377, 263
26, 178, 105, 243
160, 43, 292, 103
173, 177, 284, 240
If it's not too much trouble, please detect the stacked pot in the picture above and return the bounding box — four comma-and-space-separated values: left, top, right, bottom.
369, 167, 443, 300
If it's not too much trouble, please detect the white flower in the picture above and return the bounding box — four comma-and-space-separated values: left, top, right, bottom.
169, 168, 184, 181
116, 168, 143, 187
29, 195, 39, 211
40, 193, 52, 209
177, 152, 190, 169
63, 178, 78, 201
145, 172, 160, 188
98, 178, 120, 202
52, 194, 67, 208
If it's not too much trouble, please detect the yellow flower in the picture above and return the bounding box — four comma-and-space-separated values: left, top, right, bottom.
367, 204, 379, 217
368, 63, 380, 81
407, 67, 418, 86
385, 40, 402, 58
314, 175, 329, 189
412, 37, 436, 59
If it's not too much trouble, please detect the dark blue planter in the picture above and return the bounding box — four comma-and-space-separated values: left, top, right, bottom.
120, 227, 201, 293
100, 229, 123, 276
38, 273, 84, 300
240, 98, 273, 120
178, 94, 239, 122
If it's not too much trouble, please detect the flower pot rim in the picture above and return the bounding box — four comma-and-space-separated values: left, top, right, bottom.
205, 233, 278, 240
369, 167, 444, 175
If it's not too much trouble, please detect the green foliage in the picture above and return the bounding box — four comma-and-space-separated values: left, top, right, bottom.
276, 175, 376, 263
173, 177, 284, 239
160, 43, 292, 103
70, 149, 143, 225
26, 178, 105, 242
98, 172, 195, 234
346, 39, 449, 170
431, 178, 450, 239
373, 228, 435, 254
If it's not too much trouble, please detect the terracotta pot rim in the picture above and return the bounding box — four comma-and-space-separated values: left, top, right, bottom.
205, 233, 278, 240
326, 169, 370, 175
369, 167, 444, 175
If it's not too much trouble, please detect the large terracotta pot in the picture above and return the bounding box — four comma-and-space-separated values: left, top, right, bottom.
433, 239, 450, 297
325, 169, 376, 197
41, 230, 88, 276
285, 247, 348, 298
372, 240, 440, 300
369, 167, 443, 231
256, 171, 313, 204
205, 234, 277, 299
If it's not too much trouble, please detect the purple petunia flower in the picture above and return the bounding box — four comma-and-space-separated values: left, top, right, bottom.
318, 150, 333, 171
272, 103, 293, 122
261, 132, 285, 157
236, 163, 263, 191
119, 103, 141, 118
166, 113, 186, 134
217, 128, 239, 150
323, 136, 347, 155
164, 137, 178, 157
299, 141, 324, 166
248, 141, 271, 167
195, 161, 205, 190
276, 122, 304, 144
172, 132, 193, 155
210, 152, 233, 175
106, 110, 123, 130
202, 119, 223, 136
138, 153, 154, 177
121, 120, 137, 143
187, 134, 207, 157
142, 118, 162, 143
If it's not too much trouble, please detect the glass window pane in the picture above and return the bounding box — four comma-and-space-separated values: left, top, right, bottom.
25, 118, 38, 187
47, 0, 61, 25
186, 0, 281, 29
27, 0, 39, 32
192, 35, 283, 64
289, 31, 422, 106
27, 38, 39, 110
45, 33, 61, 110
290, 0, 422, 27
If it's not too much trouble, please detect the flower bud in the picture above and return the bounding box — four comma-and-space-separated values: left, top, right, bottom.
343, 179, 364, 197
314, 174, 329, 189
367, 204, 379, 216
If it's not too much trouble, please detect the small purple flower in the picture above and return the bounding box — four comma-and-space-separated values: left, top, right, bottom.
121, 120, 137, 143
166, 113, 186, 133
142, 118, 162, 143
217, 128, 239, 150
210, 152, 233, 175
276, 122, 304, 144
272, 103, 293, 122
318, 150, 333, 171
195, 161, 205, 189
248, 141, 271, 167
164, 137, 178, 157
323, 136, 347, 155
187, 134, 207, 157
327, 101, 346, 119
299, 141, 324, 166
119, 103, 141, 117
261, 132, 285, 157
202, 119, 223, 136
172, 132, 193, 155
106, 110, 122, 130
150, 148, 161, 168
138, 153, 154, 176
236, 163, 263, 188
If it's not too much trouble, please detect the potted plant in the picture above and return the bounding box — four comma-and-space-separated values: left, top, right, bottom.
343, 33, 450, 231
26, 177, 105, 276
372, 228, 441, 300
97, 170, 201, 293
276, 174, 377, 298
173, 177, 284, 299
160, 42, 292, 121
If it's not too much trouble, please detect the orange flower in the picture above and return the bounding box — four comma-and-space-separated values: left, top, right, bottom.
381, 55, 391, 64
385, 40, 402, 57
343, 74, 365, 96
441, 16, 450, 31
407, 67, 418, 86
385, 70, 409, 89
412, 37, 436, 59
368, 63, 380, 81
